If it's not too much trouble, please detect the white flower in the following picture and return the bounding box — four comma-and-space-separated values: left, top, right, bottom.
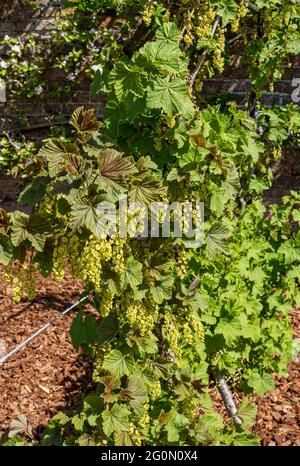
66, 73, 75, 81
3, 35, 10, 41
11, 44, 21, 54
91, 64, 103, 73
0, 59, 8, 69
34, 85, 43, 95
89, 28, 96, 34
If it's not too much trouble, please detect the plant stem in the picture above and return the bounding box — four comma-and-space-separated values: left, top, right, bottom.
189, 16, 220, 91
212, 368, 242, 426
248, 1, 260, 13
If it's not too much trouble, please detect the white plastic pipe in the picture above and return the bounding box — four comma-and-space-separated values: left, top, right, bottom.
0, 295, 88, 366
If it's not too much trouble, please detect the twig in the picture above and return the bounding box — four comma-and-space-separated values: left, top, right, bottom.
212, 368, 242, 426
186, 279, 242, 426
0, 121, 68, 138
188, 276, 200, 295
248, 1, 260, 13
247, 7, 263, 124
228, 33, 242, 44
189, 16, 221, 91
189, 1, 259, 90
271, 155, 284, 179
181, 6, 196, 36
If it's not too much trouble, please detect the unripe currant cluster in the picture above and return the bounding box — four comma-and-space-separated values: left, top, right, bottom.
95, 238, 113, 261
182, 206, 192, 237
39, 194, 55, 216
142, 2, 170, 27
194, 79, 203, 93
231, 0, 248, 32
272, 147, 282, 161
175, 244, 188, 279
126, 300, 156, 336
163, 311, 182, 359
149, 380, 162, 400
191, 315, 205, 342
92, 346, 110, 383
79, 235, 113, 290
180, 396, 197, 419
127, 206, 146, 237
138, 402, 150, 431
153, 137, 162, 151
213, 30, 225, 73
5, 263, 36, 302
142, 4, 155, 27
195, 8, 216, 39
128, 422, 143, 446
181, 396, 196, 419
99, 287, 115, 317
183, 322, 194, 345
111, 237, 126, 273
155, 201, 170, 225
68, 233, 82, 277
210, 349, 225, 366
192, 202, 202, 225
53, 237, 68, 282
181, 200, 201, 236
180, 0, 217, 47
228, 369, 243, 389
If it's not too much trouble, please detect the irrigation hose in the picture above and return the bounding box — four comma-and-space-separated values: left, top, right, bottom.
0, 295, 88, 366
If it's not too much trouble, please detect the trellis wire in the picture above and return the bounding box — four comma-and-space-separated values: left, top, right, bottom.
0, 295, 88, 366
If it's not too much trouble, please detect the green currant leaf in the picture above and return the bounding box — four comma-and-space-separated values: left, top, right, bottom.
0, 233, 13, 266
146, 77, 194, 119
150, 277, 174, 304
127, 375, 148, 414
155, 22, 182, 43
206, 222, 231, 258
102, 350, 135, 379
165, 413, 189, 443
247, 371, 275, 395
237, 399, 257, 427
122, 258, 143, 292
102, 404, 130, 437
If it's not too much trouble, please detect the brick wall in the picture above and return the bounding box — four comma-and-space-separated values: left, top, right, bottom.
202, 76, 297, 108
0, 0, 299, 202
0, 0, 104, 139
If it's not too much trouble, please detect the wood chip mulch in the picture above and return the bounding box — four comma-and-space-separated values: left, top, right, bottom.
253, 309, 300, 446
0, 271, 95, 438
